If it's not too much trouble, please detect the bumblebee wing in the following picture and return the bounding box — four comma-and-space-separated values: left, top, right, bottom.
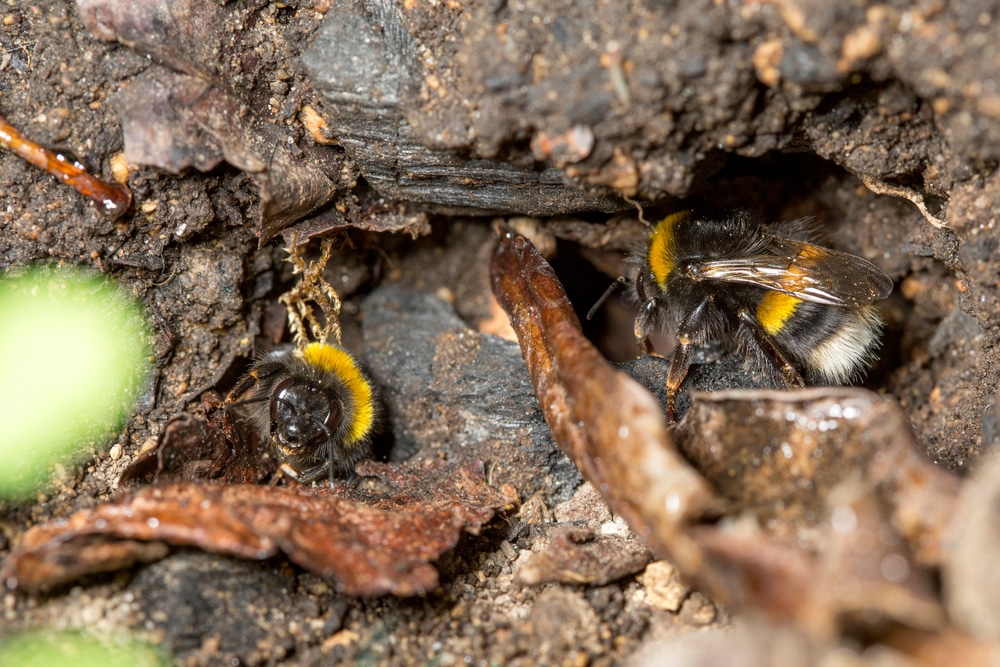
693, 239, 893, 307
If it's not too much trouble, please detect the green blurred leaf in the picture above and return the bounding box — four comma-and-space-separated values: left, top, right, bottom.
0, 266, 151, 498
0, 630, 166, 667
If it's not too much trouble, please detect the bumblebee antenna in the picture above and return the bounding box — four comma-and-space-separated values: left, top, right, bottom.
587, 276, 627, 320
225, 395, 271, 410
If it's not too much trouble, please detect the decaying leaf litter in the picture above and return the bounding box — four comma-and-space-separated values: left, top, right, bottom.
3, 0, 1000, 664
3, 459, 518, 597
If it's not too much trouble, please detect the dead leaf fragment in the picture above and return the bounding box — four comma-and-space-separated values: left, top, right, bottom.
119, 393, 275, 487
114, 69, 341, 244
76, 0, 224, 79
490, 227, 720, 560
79, 0, 347, 243
820, 480, 943, 631
2, 460, 515, 596
278, 204, 431, 248
516, 526, 653, 586
678, 388, 962, 565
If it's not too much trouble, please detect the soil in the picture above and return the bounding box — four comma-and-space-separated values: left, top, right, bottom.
2, 1, 1000, 665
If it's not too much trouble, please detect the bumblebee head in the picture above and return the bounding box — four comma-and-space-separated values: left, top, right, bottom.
269, 377, 343, 455
228, 341, 377, 485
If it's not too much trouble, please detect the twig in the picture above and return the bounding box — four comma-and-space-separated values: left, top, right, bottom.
0, 113, 132, 220
861, 175, 948, 229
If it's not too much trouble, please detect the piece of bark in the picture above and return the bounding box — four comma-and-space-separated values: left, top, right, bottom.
301, 0, 625, 217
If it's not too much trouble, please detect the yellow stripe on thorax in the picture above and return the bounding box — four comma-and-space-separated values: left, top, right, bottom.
301, 342, 375, 446
648, 211, 689, 287
757, 291, 802, 335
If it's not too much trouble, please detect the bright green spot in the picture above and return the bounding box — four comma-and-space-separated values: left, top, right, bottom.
0, 630, 166, 667
0, 266, 150, 498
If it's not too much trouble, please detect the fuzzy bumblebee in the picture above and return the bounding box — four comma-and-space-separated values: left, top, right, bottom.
229, 341, 377, 483
629, 211, 893, 421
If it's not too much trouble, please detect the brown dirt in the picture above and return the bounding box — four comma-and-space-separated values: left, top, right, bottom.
3, 0, 1000, 665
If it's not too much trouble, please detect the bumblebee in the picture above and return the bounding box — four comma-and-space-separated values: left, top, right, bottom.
627, 211, 893, 421
228, 341, 377, 484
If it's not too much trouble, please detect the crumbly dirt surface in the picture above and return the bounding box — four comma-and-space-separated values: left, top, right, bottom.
3, 1, 1000, 665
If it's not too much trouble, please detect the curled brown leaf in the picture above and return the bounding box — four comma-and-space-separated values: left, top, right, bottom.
119, 393, 275, 487
489, 226, 720, 577
2, 460, 516, 596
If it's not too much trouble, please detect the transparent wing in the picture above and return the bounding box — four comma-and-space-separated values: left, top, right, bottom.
691, 238, 893, 307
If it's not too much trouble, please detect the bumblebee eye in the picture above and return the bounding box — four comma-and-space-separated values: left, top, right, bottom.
269, 377, 296, 426
324, 399, 343, 432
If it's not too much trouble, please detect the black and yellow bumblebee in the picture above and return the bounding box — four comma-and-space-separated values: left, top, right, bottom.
228, 341, 377, 485
624, 211, 892, 421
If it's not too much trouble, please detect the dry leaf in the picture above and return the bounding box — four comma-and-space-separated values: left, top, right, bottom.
2, 459, 517, 596
489, 225, 720, 577
119, 393, 275, 487
677, 388, 962, 565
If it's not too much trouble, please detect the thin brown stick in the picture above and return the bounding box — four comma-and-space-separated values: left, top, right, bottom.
0, 113, 132, 221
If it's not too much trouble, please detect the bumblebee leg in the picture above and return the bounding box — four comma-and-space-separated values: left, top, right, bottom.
227, 371, 261, 404
665, 338, 694, 423
664, 297, 713, 423
287, 461, 332, 485
226, 360, 288, 403
633, 301, 661, 357
274, 461, 326, 485
736, 309, 805, 388
271, 463, 293, 485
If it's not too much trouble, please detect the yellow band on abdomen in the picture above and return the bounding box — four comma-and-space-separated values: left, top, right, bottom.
757, 291, 802, 335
